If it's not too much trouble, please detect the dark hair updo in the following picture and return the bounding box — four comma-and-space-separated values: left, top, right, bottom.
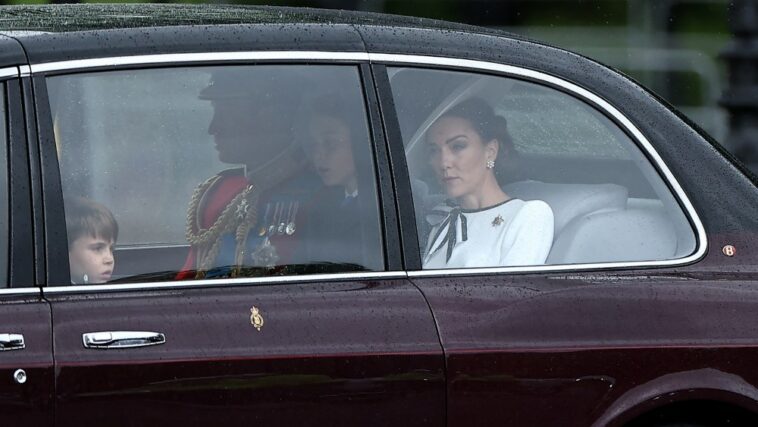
439, 97, 520, 183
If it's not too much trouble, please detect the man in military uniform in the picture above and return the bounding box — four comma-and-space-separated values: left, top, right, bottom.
177, 67, 315, 280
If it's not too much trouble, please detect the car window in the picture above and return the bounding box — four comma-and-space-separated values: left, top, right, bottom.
0, 84, 8, 286
48, 65, 384, 284
388, 66, 697, 270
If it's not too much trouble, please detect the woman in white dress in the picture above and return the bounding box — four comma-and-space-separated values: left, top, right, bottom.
423, 98, 554, 269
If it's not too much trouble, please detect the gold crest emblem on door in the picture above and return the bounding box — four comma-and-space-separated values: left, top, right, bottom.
250, 306, 264, 331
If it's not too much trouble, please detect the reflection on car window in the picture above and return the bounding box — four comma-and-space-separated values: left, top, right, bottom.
49, 65, 384, 284
389, 67, 696, 269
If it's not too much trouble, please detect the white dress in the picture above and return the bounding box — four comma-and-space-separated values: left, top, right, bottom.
423, 198, 554, 269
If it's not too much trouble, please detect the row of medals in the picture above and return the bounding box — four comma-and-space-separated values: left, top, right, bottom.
257, 201, 299, 237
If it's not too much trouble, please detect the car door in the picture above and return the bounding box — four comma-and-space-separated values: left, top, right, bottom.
378, 59, 758, 426
0, 72, 54, 426
34, 59, 444, 426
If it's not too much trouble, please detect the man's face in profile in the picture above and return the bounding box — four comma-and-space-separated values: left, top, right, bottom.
207, 98, 288, 167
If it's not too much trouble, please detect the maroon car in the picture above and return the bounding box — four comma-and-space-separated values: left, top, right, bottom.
0, 4, 756, 427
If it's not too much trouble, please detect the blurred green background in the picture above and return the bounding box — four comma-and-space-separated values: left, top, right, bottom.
1, 0, 740, 156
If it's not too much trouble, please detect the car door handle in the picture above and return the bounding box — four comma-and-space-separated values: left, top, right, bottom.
0, 333, 25, 351
82, 331, 166, 349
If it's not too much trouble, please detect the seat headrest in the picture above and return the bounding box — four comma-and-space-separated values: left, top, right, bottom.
412, 178, 446, 211
503, 180, 628, 235
546, 208, 677, 264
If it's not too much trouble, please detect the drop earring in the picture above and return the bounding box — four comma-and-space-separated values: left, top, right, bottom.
486, 159, 495, 169
83, 274, 89, 284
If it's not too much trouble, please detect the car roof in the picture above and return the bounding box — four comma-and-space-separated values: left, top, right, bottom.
0, 4, 509, 35
0, 4, 538, 67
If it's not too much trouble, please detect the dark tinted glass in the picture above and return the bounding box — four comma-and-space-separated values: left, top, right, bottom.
389, 66, 696, 270
49, 65, 384, 284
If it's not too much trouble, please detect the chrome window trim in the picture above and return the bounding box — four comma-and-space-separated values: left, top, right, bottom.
43, 271, 408, 294
30, 51, 370, 74
28, 51, 705, 283
369, 53, 706, 277
0, 67, 19, 80
0, 287, 41, 296
407, 262, 690, 279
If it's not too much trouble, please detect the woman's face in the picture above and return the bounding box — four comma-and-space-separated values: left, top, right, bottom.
69, 234, 115, 284
307, 115, 357, 190
426, 115, 497, 200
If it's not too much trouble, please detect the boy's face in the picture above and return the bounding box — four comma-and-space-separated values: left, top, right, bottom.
69, 235, 115, 284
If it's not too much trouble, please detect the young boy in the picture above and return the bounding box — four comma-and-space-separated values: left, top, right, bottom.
66, 197, 119, 284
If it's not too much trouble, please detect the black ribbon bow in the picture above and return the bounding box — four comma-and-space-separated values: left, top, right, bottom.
427, 204, 468, 263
